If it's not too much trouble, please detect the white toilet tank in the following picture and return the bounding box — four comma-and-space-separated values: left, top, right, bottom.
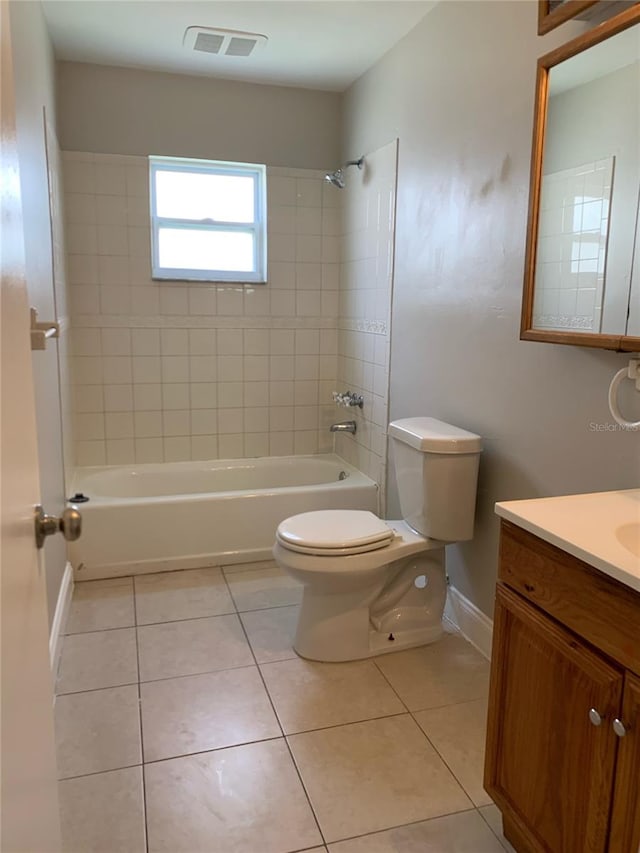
389, 417, 482, 542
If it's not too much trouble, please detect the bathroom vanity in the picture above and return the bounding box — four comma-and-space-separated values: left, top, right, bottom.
484, 490, 640, 852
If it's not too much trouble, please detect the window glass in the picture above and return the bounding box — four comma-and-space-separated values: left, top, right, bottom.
158, 229, 254, 272
149, 157, 266, 283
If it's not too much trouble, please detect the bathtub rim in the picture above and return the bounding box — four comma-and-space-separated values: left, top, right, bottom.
70, 453, 371, 507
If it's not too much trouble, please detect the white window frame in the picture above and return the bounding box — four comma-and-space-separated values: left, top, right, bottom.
149, 156, 267, 283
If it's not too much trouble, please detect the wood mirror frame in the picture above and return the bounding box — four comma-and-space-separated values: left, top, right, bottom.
521, 4, 640, 352
538, 0, 599, 35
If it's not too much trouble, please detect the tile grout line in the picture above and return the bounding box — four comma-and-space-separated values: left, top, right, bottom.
408, 704, 490, 813
141, 734, 286, 769
315, 805, 481, 849
477, 805, 513, 852
224, 569, 328, 845
59, 761, 144, 784
229, 567, 328, 850
132, 577, 150, 853
370, 655, 412, 713
372, 650, 492, 815
251, 701, 413, 738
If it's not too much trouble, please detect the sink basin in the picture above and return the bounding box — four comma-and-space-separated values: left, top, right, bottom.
616, 522, 640, 558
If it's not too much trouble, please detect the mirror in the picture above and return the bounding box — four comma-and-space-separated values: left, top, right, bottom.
521, 6, 640, 351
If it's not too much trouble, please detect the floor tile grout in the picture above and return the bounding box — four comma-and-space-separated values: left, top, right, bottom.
284, 710, 412, 740
407, 692, 490, 714
407, 709, 480, 811
142, 734, 287, 768
318, 805, 480, 847
59, 761, 143, 783
136, 609, 238, 628
477, 804, 513, 852
64, 622, 137, 636
131, 570, 150, 853
371, 654, 411, 712
56, 680, 140, 699
232, 583, 328, 848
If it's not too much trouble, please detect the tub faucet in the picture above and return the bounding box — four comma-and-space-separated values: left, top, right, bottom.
330, 420, 357, 435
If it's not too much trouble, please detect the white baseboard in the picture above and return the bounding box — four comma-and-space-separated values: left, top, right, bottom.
445, 585, 493, 661
49, 562, 73, 674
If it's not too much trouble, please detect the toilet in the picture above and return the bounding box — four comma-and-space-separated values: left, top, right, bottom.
272, 417, 482, 662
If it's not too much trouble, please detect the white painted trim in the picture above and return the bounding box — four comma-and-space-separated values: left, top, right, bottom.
49, 562, 73, 674
445, 585, 493, 661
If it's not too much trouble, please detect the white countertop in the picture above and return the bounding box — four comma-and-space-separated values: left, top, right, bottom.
495, 489, 640, 594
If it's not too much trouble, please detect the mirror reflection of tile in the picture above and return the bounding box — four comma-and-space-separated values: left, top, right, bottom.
534, 156, 613, 333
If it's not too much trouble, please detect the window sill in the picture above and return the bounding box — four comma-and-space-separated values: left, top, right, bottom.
152, 277, 267, 285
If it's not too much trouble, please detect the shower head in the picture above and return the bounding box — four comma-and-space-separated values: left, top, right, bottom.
324, 156, 364, 189
325, 169, 345, 189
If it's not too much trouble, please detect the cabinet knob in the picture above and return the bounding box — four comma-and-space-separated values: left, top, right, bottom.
612, 718, 628, 738
589, 708, 603, 726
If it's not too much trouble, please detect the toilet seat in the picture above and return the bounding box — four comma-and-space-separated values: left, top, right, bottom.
276, 510, 395, 556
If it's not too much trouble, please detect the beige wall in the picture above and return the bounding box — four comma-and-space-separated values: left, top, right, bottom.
57, 61, 341, 170
343, 1, 640, 618
10, 1, 69, 629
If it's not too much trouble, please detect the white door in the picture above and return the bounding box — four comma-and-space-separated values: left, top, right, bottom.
1, 1, 62, 849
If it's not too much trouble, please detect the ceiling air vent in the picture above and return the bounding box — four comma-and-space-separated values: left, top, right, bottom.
184, 27, 268, 58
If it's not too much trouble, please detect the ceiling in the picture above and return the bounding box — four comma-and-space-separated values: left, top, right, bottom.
41, 1, 435, 92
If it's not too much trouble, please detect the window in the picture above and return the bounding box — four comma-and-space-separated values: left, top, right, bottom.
149, 156, 266, 283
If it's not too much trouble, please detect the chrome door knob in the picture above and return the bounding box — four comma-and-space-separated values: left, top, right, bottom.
613, 718, 628, 738
34, 505, 82, 549
589, 708, 603, 726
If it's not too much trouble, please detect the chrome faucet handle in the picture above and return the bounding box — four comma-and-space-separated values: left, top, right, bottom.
332, 390, 364, 409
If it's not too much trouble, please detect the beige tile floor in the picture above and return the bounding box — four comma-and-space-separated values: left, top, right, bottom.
55, 562, 514, 853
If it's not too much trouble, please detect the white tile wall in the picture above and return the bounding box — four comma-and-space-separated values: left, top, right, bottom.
333, 140, 398, 510
533, 157, 613, 333
64, 153, 339, 465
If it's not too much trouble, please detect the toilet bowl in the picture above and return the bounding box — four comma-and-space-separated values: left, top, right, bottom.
273, 417, 482, 662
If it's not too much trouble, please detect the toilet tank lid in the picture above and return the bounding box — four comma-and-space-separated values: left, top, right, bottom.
389, 417, 482, 454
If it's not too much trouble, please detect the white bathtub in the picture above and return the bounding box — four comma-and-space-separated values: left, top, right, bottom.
68, 454, 378, 580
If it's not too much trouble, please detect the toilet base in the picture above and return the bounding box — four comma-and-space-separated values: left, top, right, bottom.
294, 620, 444, 662
368, 619, 444, 657
291, 550, 448, 662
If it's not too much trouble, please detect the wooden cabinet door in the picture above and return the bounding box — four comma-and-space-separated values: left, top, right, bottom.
609, 672, 640, 853
485, 585, 623, 853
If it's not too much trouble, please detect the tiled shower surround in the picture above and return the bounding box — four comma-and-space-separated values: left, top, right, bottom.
334, 141, 398, 511
64, 153, 342, 466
